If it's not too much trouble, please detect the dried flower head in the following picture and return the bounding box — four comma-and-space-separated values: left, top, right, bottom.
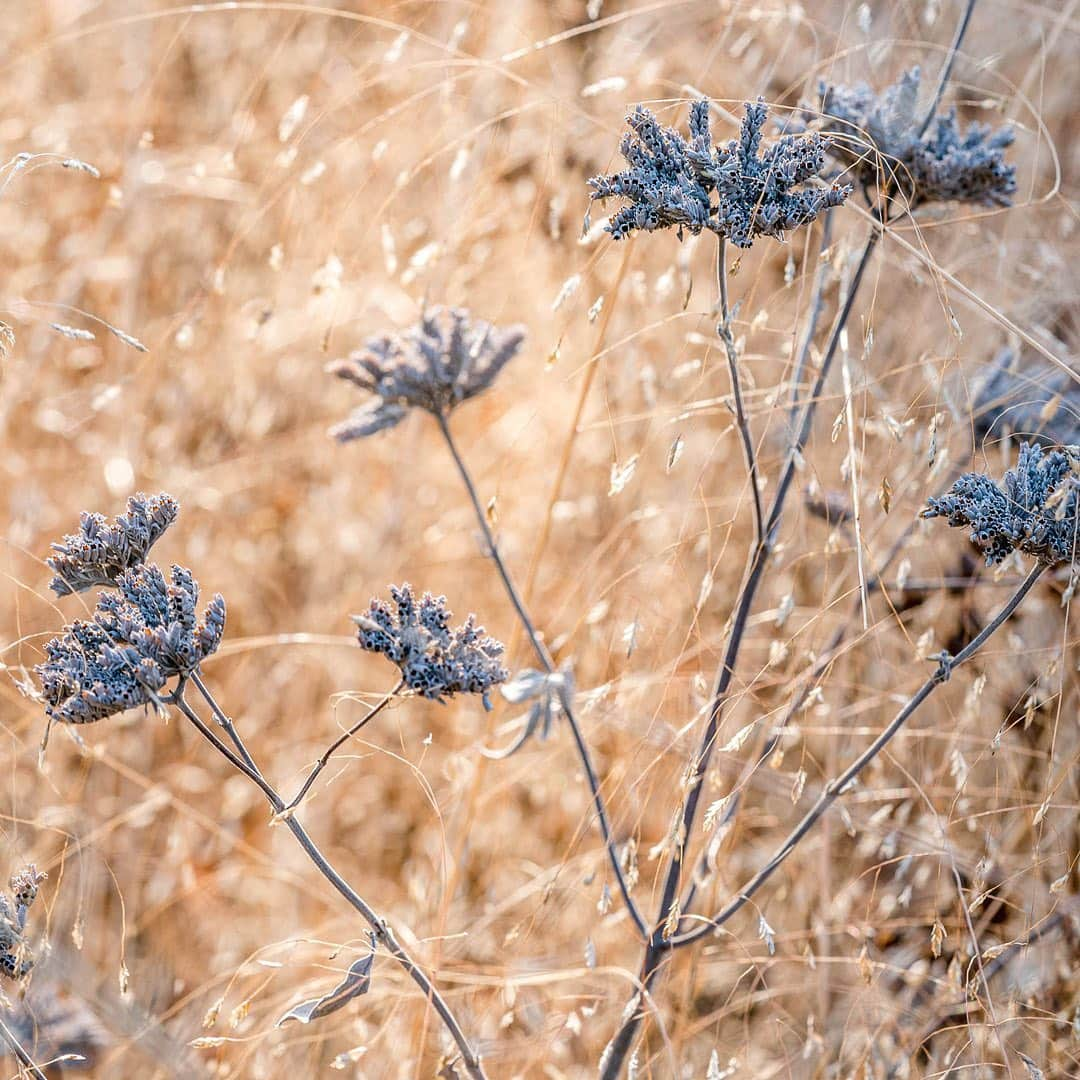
797, 67, 1016, 207
38, 564, 226, 724
587, 98, 850, 247
0, 865, 46, 980
328, 306, 526, 439
972, 347, 1080, 449
46, 492, 178, 596
352, 584, 507, 705
2, 985, 107, 1070
922, 442, 1078, 566
36, 496, 226, 724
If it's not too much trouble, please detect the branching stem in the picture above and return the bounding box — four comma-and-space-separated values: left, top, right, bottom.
175, 684, 488, 1080
436, 413, 650, 941
716, 236, 766, 548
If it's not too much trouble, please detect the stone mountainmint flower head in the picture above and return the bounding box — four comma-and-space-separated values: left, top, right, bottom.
796, 66, 1016, 207
587, 98, 851, 246
36, 497, 226, 724
46, 491, 178, 596
922, 442, 1078, 566
328, 306, 526, 440
972, 347, 1080, 450
0, 865, 46, 980
352, 584, 507, 706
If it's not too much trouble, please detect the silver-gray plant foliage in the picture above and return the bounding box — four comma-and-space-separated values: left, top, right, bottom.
36, 497, 226, 725
328, 307, 526, 440
923, 442, 1078, 566
47, 491, 178, 596
587, 98, 851, 247
353, 583, 507, 705
797, 66, 1016, 207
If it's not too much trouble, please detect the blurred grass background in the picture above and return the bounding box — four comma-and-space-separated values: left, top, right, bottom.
1, 0, 1077, 1076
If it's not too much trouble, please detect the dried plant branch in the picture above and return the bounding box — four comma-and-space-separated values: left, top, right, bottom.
436, 413, 651, 941
278, 681, 403, 816
599, 222, 881, 1080
0, 1014, 49, 1080
669, 561, 1044, 949
174, 683, 489, 1080
919, 0, 980, 137
716, 236, 766, 548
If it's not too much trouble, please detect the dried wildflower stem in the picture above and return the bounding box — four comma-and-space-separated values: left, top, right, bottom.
919, 0, 979, 137
173, 687, 487, 1079
716, 236, 765, 547
190, 671, 262, 779
0, 1015, 48, 1080
675, 228, 881, 912
436, 414, 650, 940
671, 561, 1045, 949
281, 682, 403, 814
599, 226, 880, 1080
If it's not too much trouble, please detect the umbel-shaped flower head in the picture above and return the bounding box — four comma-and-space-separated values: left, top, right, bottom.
0, 865, 46, 980
795, 67, 1016, 207
353, 584, 507, 706
972, 347, 1080, 449
922, 442, 1078, 566
587, 98, 851, 247
46, 492, 178, 596
35, 496, 226, 724
328, 306, 526, 440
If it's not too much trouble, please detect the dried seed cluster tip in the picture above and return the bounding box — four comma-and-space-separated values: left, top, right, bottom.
0, 865, 46, 980
36, 497, 226, 724
328, 306, 525, 439
353, 584, 507, 705
47, 492, 178, 596
795, 66, 1016, 207
923, 442, 1078, 566
587, 98, 850, 246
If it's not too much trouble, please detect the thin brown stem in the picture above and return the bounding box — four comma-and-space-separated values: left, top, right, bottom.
279, 682, 403, 815
176, 686, 488, 1080
437, 412, 650, 941
716, 236, 765, 548
669, 562, 1044, 949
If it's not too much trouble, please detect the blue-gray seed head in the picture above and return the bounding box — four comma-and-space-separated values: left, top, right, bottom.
922, 442, 1078, 566
353, 583, 507, 705
587, 98, 850, 247
328, 306, 526, 440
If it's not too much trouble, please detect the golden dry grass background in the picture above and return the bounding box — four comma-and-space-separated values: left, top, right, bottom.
1, 0, 1078, 1076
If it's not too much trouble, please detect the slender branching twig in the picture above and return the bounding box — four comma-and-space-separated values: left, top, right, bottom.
669, 561, 1044, 948
278, 681, 403, 816
436, 413, 651, 941
716, 236, 766, 548
600, 221, 882, 1079
175, 681, 489, 1080
918, 0, 980, 137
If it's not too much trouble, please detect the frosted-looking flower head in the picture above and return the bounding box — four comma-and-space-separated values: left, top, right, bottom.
587, 98, 850, 247
328, 307, 525, 440
353, 584, 507, 706
795, 67, 1016, 207
0, 865, 46, 980
922, 442, 1078, 566
36, 496, 226, 724
46, 492, 178, 596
